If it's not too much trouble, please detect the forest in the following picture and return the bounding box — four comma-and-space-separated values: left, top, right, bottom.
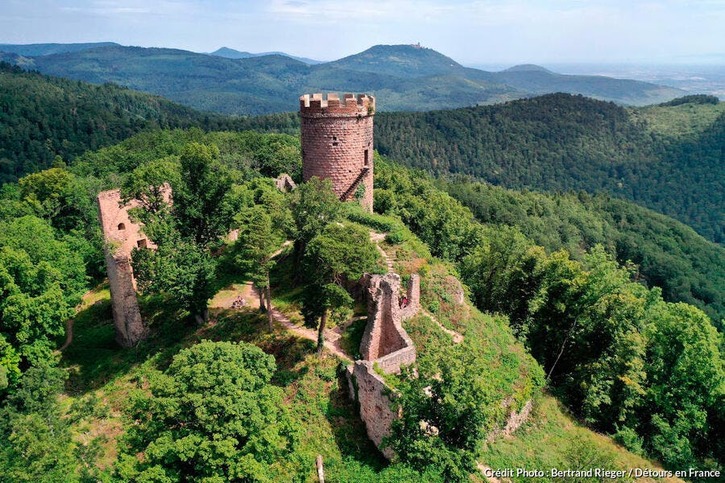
0, 66, 723, 480
0, 127, 722, 480
0, 62, 227, 184
373, 93, 725, 244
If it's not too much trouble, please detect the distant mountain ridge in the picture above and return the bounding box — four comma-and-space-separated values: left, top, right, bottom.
1, 42, 684, 115
0, 42, 120, 56
209, 47, 322, 64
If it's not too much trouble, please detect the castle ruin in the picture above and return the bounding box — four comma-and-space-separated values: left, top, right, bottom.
348, 273, 420, 458
97, 189, 155, 347
300, 93, 375, 212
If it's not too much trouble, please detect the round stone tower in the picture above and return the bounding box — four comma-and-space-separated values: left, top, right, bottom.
300, 93, 375, 212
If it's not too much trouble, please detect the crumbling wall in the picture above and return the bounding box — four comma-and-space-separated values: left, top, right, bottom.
360, 273, 418, 364
486, 399, 534, 443
400, 274, 420, 320
350, 270, 533, 459
352, 361, 398, 460
275, 173, 297, 192
97, 189, 155, 347
349, 271, 419, 458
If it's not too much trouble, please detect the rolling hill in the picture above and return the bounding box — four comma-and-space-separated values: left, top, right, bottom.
209, 46, 322, 64
374, 93, 725, 245
0, 43, 684, 115
0, 62, 222, 182
0, 41, 120, 56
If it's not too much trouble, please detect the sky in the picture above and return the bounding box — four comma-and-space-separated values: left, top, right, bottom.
1, 0, 724, 65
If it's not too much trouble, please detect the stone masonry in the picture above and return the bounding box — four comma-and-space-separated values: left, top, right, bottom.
97, 189, 156, 347
300, 93, 375, 211
348, 273, 420, 458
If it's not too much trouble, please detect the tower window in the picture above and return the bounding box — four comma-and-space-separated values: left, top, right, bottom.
117, 223, 126, 231
364, 149, 369, 166
137, 239, 148, 248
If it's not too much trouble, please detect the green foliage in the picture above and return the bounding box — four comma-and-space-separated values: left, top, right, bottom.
173, 142, 233, 246
289, 177, 342, 249
234, 206, 283, 288
118, 340, 297, 481
121, 156, 179, 215
391, 304, 543, 481
13, 168, 104, 278
462, 230, 725, 470
0, 216, 86, 388
301, 222, 380, 349
443, 179, 725, 326
0, 362, 78, 482
373, 159, 724, 472
661, 94, 719, 106
0, 62, 209, 183
374, 161, 482, 262
342, 203, 410, 243
132, 218, 216, 322
373, 94, 725, 243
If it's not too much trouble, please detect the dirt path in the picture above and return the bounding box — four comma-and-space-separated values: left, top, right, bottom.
422, 308, 464, 344
370, 231, 464, 344
268, 303, 352, 362
370, 232, 394, 272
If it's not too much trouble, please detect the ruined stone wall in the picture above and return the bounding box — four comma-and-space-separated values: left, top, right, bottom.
352, 361, 398, 460
360, 273, 417, 365
97, 189, 156, 347
486, 399, 534, 443
349, 271, 420, 458
350, 269, 533, 458
400, 274, 421, 321
300, 93, 375, 211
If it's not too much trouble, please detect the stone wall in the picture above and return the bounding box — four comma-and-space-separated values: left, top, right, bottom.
359, 273, 417, 365
351, 361, 398, 460
486, 399, 534, 443
300, 93, 375, 212
348, 271, 420, 458
400, 274, 421, 321
97, 189, 155, 347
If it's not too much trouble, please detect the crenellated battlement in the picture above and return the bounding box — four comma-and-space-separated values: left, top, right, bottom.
300, 92, 375, 117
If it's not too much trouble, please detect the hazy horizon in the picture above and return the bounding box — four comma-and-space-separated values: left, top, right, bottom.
1, 0, 724, 66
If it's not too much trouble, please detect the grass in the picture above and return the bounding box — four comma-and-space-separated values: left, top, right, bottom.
57, 276, 394, 480
479, 396, 683, 483
339, 316, 367, 359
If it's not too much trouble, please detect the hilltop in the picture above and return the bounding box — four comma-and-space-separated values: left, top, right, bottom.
2, 127, 718, 479
209, 46, 322, 64
0, 41, 120, 56
0, 42, 684, 114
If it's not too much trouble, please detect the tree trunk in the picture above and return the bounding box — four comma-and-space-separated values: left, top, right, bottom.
317, 309, 327, 353
194, 308, 208, 326
265, 273, 274, 329
258, 286, 266, 312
